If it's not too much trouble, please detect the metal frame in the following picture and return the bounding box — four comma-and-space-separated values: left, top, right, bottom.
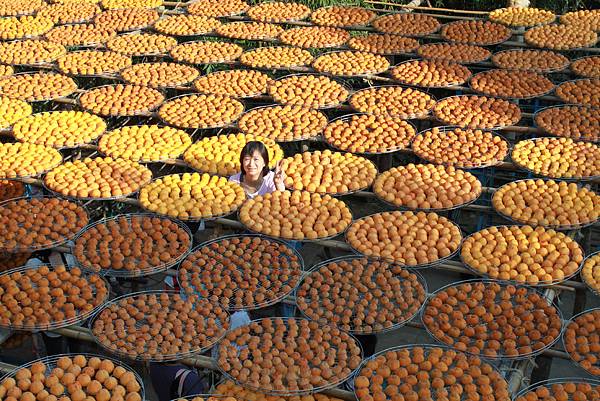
349, 84, 436, 120
312, 49, 391, 78
510, 137, 600, 181
411, 125, 510, 169
267, 72, 352, 109
88, 289, 230, 362
460, 225, 586, 288
390, 58, 473, 89
237, 103, 328, 143
433, 94, 522, 130
77, 83, 165, 118
491, 178, 600, 230
178, 233, 304, 311
345, 210, 464, 269
0, 195, 90, 252
215, 316, 364, 396
561, 307, 600, 377
421, 278, 565, 361
0, 352, 145, 400
138, 172, 246, 222
70, 212, 193, 278
322, 112, 417, 156
295, 255, 428, 335
0, 264, 110, 332
158, 92, 246, 130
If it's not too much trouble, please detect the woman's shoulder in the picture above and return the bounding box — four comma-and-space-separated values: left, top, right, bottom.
229, 173, 242, 183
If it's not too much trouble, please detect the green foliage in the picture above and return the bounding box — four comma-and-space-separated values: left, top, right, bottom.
534, 0, 590, 13
247, 0, 365, 8
244, 0, 594, 13
432, 0, 592, 13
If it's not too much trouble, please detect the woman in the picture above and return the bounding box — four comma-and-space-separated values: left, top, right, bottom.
229, 141, 286, 197
186, 141, 285, 238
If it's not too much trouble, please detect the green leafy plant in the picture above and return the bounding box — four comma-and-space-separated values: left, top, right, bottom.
244, 0, 592, 14
247, 0, 366, 8
432, 0, 591, 12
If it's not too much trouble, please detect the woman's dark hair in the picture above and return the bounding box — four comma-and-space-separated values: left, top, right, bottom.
240, 141, 270, 177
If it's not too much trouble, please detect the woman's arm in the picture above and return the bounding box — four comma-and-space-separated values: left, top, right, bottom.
273, 160, 286, 191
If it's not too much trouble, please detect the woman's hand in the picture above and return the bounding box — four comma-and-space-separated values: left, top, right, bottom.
274, 160, 286, 191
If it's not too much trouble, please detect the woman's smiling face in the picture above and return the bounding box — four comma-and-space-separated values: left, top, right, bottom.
242, 149, 266, 180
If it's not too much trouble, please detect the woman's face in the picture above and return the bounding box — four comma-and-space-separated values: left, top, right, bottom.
242, 150, 266, 179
